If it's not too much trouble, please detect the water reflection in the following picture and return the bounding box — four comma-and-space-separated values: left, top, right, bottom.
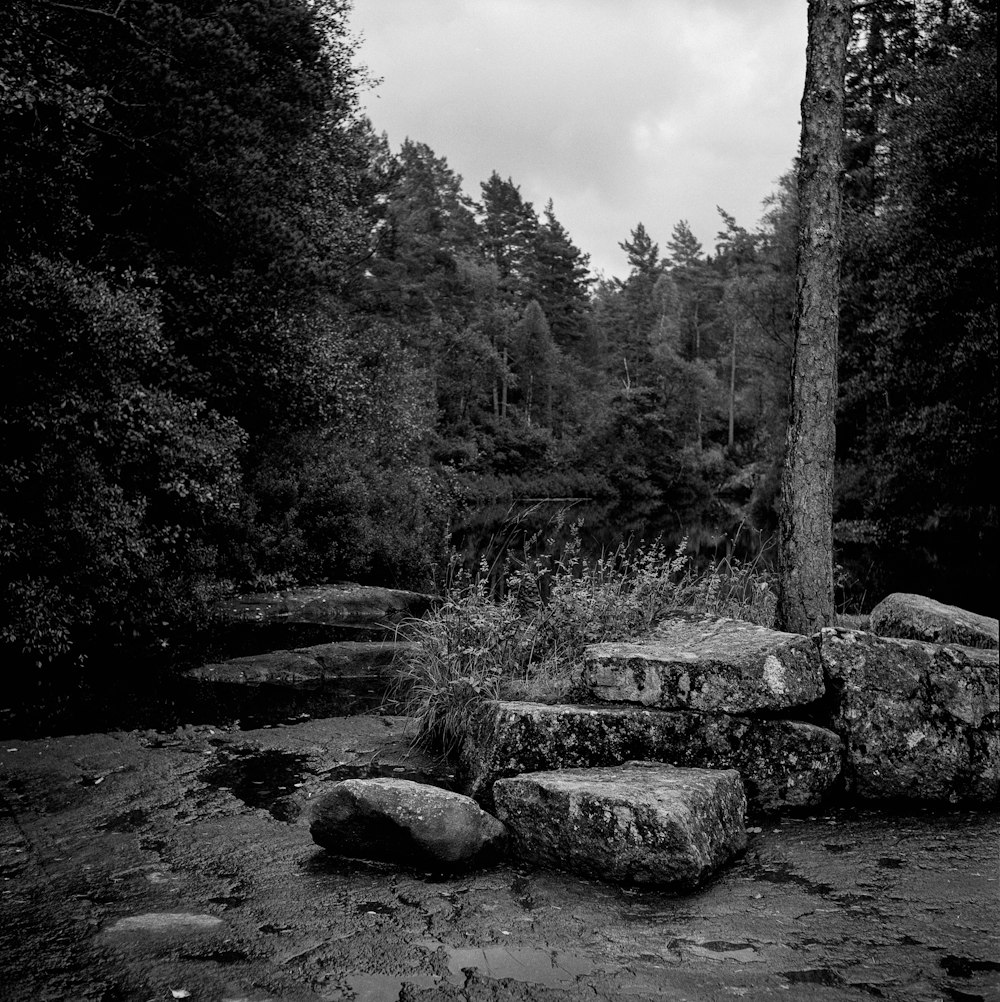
449, 499, 765, 594
450, 500, 995, 616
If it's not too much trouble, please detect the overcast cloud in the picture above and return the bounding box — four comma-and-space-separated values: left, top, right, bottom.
349, 0, 807, 280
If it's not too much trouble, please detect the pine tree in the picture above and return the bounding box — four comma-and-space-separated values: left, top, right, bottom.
478, 172, 538, 302
532, 199, 593, 351
511, 300, 558, 426
368, 139, 483, 318
604, 223, 666, 387
618, 222, 661, 275
666, 219, 721, 447
778, 0, 851, 634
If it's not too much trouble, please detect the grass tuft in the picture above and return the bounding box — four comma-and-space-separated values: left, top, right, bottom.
389, 514, 776, 755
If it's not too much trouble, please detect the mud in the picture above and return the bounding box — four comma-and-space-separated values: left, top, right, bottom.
1, 718, 998, 1002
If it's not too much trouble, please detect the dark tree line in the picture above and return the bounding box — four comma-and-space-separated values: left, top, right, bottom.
1, 0, 994, 690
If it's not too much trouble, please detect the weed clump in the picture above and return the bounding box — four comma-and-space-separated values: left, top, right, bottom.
390, 513, 776, 755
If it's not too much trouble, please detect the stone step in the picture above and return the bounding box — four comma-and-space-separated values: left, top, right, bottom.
492, 761, 747, 887
459, 700, 842, 815
582, 614, 824, 713
181, 640, 416, 722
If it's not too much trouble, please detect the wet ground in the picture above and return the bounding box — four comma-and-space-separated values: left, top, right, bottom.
1, 717, 998, 1002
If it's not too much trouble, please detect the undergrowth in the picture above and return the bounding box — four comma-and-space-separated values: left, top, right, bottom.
389, 512, 776, 755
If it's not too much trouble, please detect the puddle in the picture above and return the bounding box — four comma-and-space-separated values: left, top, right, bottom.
940, 955, 1000, 977
199, 748, 309, 821
749, 864, 833, 896
355, 901, 396, 918
330, 972, 439, 1001
417, 941, 595, 987
179, 947, 248, 964
782, 968, 846, 987
877, 856, 905, 869
99, 808, 150, 833
944, 988, 988, 1002
683, 940, 763, 963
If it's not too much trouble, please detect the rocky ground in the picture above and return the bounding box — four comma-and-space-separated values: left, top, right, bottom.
1, 717, 998, 1002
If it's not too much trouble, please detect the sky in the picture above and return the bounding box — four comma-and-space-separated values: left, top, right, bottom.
347, 0, 807, 281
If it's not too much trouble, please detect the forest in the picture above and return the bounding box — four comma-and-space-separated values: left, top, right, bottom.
0, 0, 996, 698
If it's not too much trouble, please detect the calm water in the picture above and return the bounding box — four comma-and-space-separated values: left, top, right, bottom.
450, 500, 996, 617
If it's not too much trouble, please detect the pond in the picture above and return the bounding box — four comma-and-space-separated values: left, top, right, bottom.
450, 499, 996, 617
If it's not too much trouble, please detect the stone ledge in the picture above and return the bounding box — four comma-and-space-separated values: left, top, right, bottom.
459, 700, 842, 814
819, 627, 999, 802
583, 615, 823, 713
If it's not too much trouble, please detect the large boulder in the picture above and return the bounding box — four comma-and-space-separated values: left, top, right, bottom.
583, 615, 824, 713
819, 628, 999, 802
309, 778, 507, 870
492, 762, 747, 887
459, 701, 842, 814
869, 593, 998, 650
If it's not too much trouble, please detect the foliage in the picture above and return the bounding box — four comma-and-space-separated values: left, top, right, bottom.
390, 514, 777, 753
838, 5, 997, 540
0, 257, 244, 672
0, 0, 393, 682
2, 0, 992, 704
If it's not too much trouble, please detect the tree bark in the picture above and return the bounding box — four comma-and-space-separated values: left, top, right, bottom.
777, 0, 851, 635
728, 320, 737, 449
501, 346, 509, 420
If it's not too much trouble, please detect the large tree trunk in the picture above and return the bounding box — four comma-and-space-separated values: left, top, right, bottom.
777, 0, 851, 635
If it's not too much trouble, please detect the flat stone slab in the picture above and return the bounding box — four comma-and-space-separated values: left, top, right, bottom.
583, 615, 823, 713
180, 640, 415, 719
493, 762, 747, 887
820, 628, 999, 802
869, 593, 998, 649
219, 583, 434, 627
459, 701, 842, 814
186, 640, 414, 687
310, 778, 507, 870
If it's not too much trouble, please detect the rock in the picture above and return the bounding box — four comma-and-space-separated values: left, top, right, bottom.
869, 593, 998, 650
220, 584, 434, 627
309, 778, 507, 870
186, 640, 413, 688
820, 628, 999, 802
182, 641, 415, 719
213, 583, 437, 650
492, 762, 747, 887
583, 615, 823, 713
459, 701, 842, 814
